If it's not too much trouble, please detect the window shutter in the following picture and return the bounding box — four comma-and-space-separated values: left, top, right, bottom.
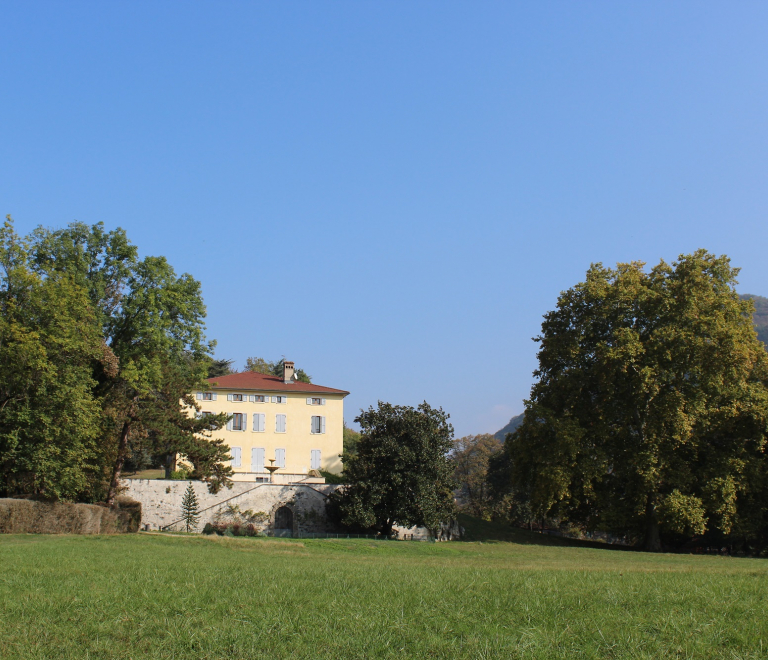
251, 447, 265, 472
196, 392, 203, 400
307, 397, 312, 405
242, 413, 248, 431
226, 416, 233, 431
321, 398, 326, 405
270, 396, 275, 403
321, 416, 326, 434
232, 447, 241, 468
212, 393, 217, 401
276, 448, 285, 468
311, 449, 321, 470
276, 414, 286, 433
252, 414, 258, 431
259, 413, 266, 432
227, 394, 233, 402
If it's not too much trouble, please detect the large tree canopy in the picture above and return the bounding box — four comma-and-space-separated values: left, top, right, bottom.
0, 220, 105, 500
0, 217, 231, 502
503, 251, 768, 550
331, 401, 456, 537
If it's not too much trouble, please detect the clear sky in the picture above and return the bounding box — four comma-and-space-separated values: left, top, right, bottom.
2, 3, 767, 436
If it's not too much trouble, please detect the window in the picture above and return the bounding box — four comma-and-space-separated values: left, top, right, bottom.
252, 413, 266, 432
254, 476, 270, 483
310, 416, 326, 434
310, 449, 321, 471
196, 392, 217, 401
275, 414, 286, 433
251, 447, 265, 473
273, 396, 287, 404
275, 448, 286, 468
231, 393, 244, 402
249, 395, 266, 403
306, 397, 326, 406
230, 447, 242, 468
229, 412, 247, 432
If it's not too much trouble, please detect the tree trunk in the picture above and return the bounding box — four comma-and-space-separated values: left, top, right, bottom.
106, 420, 131, 506
165, 452, 177, 479
644, 496, 661, 552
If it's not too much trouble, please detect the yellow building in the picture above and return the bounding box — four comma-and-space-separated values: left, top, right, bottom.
196, 362, 348, 483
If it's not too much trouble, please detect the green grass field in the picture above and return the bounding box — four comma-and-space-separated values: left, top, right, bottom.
1, 524, 766, 659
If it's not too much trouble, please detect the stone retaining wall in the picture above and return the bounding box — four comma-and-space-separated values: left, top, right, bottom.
122, 479, 336, 533
122, 479, 449, 540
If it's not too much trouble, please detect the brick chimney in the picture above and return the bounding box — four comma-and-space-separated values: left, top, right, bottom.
283, 360, 295, 384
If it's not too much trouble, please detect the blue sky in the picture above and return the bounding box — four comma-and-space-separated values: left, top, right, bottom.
2, 3, 767, 436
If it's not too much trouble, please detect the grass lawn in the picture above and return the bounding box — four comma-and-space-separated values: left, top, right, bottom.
123, 469, 166, 480
1, 527, 766, 659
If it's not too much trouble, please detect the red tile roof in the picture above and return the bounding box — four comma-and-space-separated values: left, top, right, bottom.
206, 371, 349, 396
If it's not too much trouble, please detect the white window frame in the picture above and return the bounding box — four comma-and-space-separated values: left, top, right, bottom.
249, 394, 267, 403
273, 395, 288, 404
230, 412, 247, 432
310, 416, 326, 434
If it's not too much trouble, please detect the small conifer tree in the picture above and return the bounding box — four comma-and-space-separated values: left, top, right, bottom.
181, 482, 200, 532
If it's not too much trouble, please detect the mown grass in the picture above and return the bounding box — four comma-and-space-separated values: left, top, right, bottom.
0, 529, 766, 659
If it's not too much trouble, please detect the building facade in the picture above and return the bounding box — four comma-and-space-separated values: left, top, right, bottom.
195, 361, 348, 482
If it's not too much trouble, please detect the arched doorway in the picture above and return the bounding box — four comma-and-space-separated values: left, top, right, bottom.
274, 506, 293, 536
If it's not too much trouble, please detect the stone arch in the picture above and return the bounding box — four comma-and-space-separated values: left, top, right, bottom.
270, 501, 296, 536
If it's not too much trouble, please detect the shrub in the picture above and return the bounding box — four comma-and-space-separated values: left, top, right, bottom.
203, 522, 215, 535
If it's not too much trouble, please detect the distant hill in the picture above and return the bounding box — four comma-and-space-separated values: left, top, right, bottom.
493, 294, 767, 440
494, 413, 524, 442
741, 294, 768, 345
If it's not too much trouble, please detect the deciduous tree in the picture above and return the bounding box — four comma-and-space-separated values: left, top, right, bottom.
451, 434, 502, 519
503, 251, 768, 550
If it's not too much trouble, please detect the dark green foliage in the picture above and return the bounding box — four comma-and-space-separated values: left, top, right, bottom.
202, 522, 259, 536
451, 434, 502, 519
330, 401, 457, 536
0, 219, 105, 500
342, 423, 361, 462
319, 470, 345, 485
180, 483, 200, 532
502, 251, 768, 550
0, 217, 232, 503
207, 359, 235, 378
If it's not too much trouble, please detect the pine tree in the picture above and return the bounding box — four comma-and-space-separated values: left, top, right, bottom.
181, 482, 200, 532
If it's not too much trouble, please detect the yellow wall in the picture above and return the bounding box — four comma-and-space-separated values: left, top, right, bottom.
195, 390, 345, 479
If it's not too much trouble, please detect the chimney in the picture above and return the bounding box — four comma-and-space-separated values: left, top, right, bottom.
283, 360, 295, 384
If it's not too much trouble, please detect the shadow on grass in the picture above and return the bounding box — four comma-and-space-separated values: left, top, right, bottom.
458, 513, 637, 551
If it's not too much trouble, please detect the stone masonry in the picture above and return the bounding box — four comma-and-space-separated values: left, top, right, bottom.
123, 478, 439, 539
123, 479, 336, 534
